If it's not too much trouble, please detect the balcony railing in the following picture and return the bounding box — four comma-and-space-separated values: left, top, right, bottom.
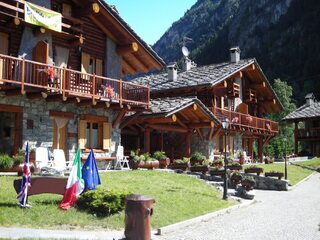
297, 128, 320, 139
0, 54, 150, 107
212, 106, 279, 134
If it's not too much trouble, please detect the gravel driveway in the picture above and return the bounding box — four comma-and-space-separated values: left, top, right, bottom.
154, 173, 320, 240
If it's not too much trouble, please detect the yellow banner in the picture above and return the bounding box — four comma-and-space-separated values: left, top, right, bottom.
24, 2, 62, 32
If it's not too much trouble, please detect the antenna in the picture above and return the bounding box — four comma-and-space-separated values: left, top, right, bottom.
182, 46, 190, 57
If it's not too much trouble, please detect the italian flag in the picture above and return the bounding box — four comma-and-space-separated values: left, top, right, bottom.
59, 148, 84, 210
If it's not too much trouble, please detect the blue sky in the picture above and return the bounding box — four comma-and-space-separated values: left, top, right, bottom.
106, 0, 197, 45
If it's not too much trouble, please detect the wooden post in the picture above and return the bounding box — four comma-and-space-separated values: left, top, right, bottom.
248, 138, 253, 159
119, 80, 123, 107
294, 122, 298, 154
145, 127, 150, 153
258, 138, 263, 163
160, 131, 164, 152
92, 74, 96, 105
185, 131, 191, 157
21, 58, 25, 95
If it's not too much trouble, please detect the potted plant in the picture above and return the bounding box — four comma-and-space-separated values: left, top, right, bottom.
190, 152, 206, 166
238, 150, 244, 165
209, 167, 225, 177
265, 171, 284, 180
153, 151, 170, 169
241, 176, 256, 191
230, 171, 243, 187
244, 165, 263, 176
140, 153, 159, 170
129, 150, 141, 170
169, 158, 189, 171
0, 153, 14, 170
190, 162, 209, 174
212, 158, 224, 169
228, 162, 242, 171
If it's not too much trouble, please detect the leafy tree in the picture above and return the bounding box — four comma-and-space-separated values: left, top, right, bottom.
264, 79, 296, 158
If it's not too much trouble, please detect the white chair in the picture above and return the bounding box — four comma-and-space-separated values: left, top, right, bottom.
115, 146, 130, 170
35, 147, 52, 169
243, 151, 252, 164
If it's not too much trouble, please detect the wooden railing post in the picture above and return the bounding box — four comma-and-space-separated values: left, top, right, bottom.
21, 58, 25, 95
119, 80, 123, 106
62, 67, 67, 101
92, 74, 96, 105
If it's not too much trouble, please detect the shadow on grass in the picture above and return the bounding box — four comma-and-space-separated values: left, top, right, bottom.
0, 202, 19, 208
31, 199, 61, 205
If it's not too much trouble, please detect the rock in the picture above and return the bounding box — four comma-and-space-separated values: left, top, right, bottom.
235, 186, 255, 200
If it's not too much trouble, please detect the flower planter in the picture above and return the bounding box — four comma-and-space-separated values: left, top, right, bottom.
228, 165, 243, 171
129, 159, 140, 170
158, 158, 170, 169
139, 160, 159, 170
209, 170, 225, 177
0, 164, 35, 175
244, 167, 263, 176
265, 172, 284, 180
169, 163, 189, 171
230, 173, 242, 187
239, 156, 244, 165
241, 179, 255, 191
190, 165, 209, 174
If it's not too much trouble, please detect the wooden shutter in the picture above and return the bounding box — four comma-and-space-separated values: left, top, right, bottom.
81, 52, 90, 80
62, 3, 72, 17
78, 120, 87, 149
95, 59, 103, 76
0, 32, 9, 81
103, 122, 112, 150
32, 41, 49, 64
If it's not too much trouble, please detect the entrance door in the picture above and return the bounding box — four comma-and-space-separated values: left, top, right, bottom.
0, 32, 9, 80
33, 41, 49, 64
53, 118, 68, 159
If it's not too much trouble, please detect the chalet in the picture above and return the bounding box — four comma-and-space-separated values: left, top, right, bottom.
0, 0, 164, 164
124, 47, 283, 162
283, 93, 320, 157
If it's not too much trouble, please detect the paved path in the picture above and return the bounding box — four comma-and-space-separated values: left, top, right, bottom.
154, 172, 320, 240
0, 173, 319, 239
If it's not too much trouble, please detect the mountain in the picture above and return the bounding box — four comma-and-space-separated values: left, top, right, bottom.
153, 0, 320, 105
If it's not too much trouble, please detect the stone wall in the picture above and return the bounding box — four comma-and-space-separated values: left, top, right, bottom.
242, 173, 289, 191
106, 37, 122, 79
191, 129, 216, 160
0, 93, 120, 161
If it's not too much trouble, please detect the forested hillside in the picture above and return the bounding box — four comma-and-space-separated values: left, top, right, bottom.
153, 0, 320, 105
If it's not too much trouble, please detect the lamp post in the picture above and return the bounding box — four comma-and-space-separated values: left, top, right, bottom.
284, 137, 288, 180
222, 118, 230, 200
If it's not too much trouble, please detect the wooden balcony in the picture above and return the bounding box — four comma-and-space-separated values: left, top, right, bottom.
0, 54, 150, 107
296, 128, 320, 140
227, 82, 240, 98
212, 107, 279, 134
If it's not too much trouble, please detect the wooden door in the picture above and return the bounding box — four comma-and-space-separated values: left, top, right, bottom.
32, 41, 49, 64
0, 32, 9, 81
53, 120, 68, 158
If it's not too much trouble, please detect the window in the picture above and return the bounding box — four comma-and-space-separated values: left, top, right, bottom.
81, 52, 103, 76
78, 117, 111, 150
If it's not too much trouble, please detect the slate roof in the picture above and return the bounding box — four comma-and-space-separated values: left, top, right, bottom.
99, 1, 165, 67
143, 97, 221, 125
131, 58, 256, 92
282, 101, 320, 121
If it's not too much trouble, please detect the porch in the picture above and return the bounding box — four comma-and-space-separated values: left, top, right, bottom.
0, 54, 150, 108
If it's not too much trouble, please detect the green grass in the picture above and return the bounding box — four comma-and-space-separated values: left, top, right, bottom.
244, 158, 320, 185
0, 171, 233, 230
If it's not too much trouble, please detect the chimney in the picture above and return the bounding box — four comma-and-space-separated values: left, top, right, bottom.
167, 63, 178, 81
305, 93, 315, 106
182, 57, 197, 71
230, 47, 240, 63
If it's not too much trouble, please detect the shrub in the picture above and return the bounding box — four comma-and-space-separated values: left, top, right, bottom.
190, 152, 206, 165
153, 151, 167, 161
0, 153, 14, 168
77, 188, 131, 217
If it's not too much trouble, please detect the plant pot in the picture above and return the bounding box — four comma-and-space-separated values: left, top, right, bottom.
0, 164, 35, 175
213, 163, 223, 169
241, 179, 255, 191
244, 167, 263, 176
209, 170, 225, 177
140, 160, 159, 170
265, 172, 284, 180
129, 159, 140, 170
158, 158, 170, 169
190, 165, 209, 174
230, 174, 243, 188
228, 165, 242, 171
169, 163, 189, 171
239, 156, 244, 165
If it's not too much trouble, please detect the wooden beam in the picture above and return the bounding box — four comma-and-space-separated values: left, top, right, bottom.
117, 42, 139, 55
119, 112, 142, 129
176, 117, 188, 129
122, 58, 137, 73
49, 111, 74, 119
251, 81, 266, 88
89, 16, 117, 42
212, 127, 222, 139
0, 104, 23, 113
124, 55, 149, 73
147, 124, 188, 133
74, 3, 100, 18
145, 127, 150, 153
195, 128, 204, 142
112, 109, 127, 128
77, 99, 96, 107
188, 122, 214, 128
80, 115, 108, 122
208, 127, 214, 141
185, 131, 191, 157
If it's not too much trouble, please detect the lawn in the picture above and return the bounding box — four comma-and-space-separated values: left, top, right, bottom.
245, 157, 320, 185
294, 157, 320, 171
0, 170, 234, 230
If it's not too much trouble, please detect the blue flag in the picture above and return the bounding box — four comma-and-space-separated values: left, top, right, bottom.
82, 149, 101, 190
17, 142, 31, 207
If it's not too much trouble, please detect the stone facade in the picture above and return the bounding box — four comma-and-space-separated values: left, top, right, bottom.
0, 93, 120, 161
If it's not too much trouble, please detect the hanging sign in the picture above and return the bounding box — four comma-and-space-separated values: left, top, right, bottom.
24, 1, 62, 32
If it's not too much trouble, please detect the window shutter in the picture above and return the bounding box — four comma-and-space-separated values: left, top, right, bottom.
0, 32, 8, 81
103, 122, 112, 150
78, 120, 87, 149
81, 52, 90, 80
95, 59, 103, 76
